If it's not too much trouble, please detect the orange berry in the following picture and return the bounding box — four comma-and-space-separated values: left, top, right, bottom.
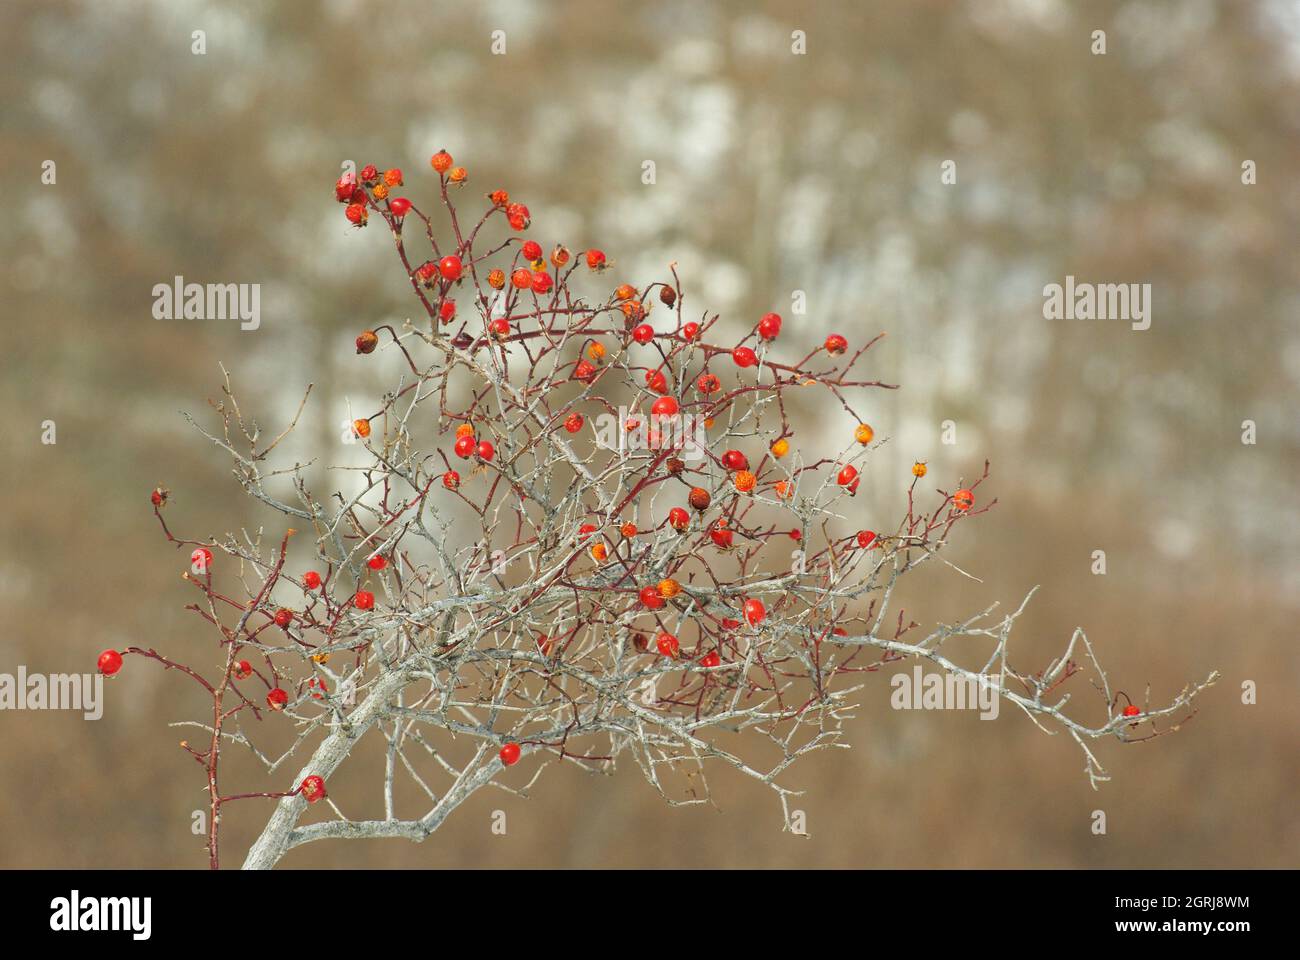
770, 438, 790, 458
353, 418, 371, 439
658, 578, 681, 599
590, 542, 608, 562
455, 423, 475, 439
855, 424, 874, 445
431, 150, 453, 174
773, 480, 792, 498
587, 341, 606, 361
620, 521, 637, 538
372, 182, 389, 200
550, 245, 571, 268
614, 284, 636, 302
383, 168, 403, 187
733, 470, 756, 493
953, 488, 974, 511
912, 461, 927, 478
448, 166, 467, 183
487, 268, 506, 289
488, 188, 509, 207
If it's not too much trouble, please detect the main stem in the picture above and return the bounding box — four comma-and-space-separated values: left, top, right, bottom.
241, 668, 407, 869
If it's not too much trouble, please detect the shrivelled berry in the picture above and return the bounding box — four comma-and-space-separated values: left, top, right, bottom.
660, 286, 676, 307
696, 373, 720, 394
356, 330, 379, 354
688, 487, 711, 511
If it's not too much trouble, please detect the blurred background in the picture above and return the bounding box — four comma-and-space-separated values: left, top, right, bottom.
1, 0, 1297, 868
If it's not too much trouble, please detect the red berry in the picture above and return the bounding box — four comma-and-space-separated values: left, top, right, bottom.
757, 312, 782, 340
573, 359, 597, 382
267, 688, 289, 710
335, 172, 357, 202
308, 677, 327, 699
97, 649, 123, 676
585, 249, 606, 270
710, 522, 734, 549
416, 261, 438, 284
577, 523, 598, 542
438, 255, 462, 280
656, 633, 680, 658
720, 450, 748, 471
521, 240, 543, 261
439, 299, 456, 322
953, 488, 975, 511
564, 413, 584, 433
837, 465, 858, 486
639, 585, 665, 609
191, 547, 213, 572
789, 529, 801, 540
345, 202, 368, 226
454, 435, 476, 458
506, 203, 530, 230
651, 396, 679, 417
367, 555, 387, 571
150, 486, 167, 507
682, 322, 700, 341
645, 370, 668, 394
273, 608, 293, 628
696, 373, 720, 394
732, 346, 757, 368
443, 470, 460, 490
856, 530, 877, 549
303, 570, 322, 590
1123, 705, 1141, 717
530, 271, 553, 294
632, 324, 654, 344
354, 590, 375, 611
720, 617, 741, 630
825, 334, 848, 355
699, 650, 721, 668
233, 660, 253, 680
477, 440, 495, 461
388, 197, 412, 218
743, 598, 767, 626
668, 507, 690, 532
500, 742, 522, 766
300, 775, 327, 803
490, 317, 510, 340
